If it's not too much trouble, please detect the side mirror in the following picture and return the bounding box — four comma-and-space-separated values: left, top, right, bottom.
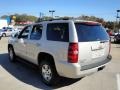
14, 33, 19, 37
11, 34, 15, 38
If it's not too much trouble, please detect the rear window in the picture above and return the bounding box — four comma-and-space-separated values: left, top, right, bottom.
47, 23, 69, 42
75, 23, 109, 42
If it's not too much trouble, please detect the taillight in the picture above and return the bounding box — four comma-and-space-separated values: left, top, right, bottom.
68, 43, 78, 63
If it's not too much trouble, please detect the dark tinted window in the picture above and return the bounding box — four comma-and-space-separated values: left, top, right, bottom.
75, 23, 109, 42
30, 24, 43, 40
47, 23, 69, 42
7, 27, 12, 29
8, 29, 12, 31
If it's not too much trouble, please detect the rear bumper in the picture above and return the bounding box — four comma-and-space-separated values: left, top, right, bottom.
56, 55, 112, 79
81, 55, 112, 71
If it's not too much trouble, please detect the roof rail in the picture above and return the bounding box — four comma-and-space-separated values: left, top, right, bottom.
38, 17, 72, 22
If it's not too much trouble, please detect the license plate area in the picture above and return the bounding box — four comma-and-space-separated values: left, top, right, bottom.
92, 49, 104, 59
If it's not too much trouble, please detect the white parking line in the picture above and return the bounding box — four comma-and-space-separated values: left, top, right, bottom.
116, 73, 120, 90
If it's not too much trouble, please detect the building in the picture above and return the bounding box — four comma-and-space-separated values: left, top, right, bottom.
0, 19, 8, 29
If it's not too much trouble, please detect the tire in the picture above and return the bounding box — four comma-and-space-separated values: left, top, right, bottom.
39, 60, 60, 86
8, 46, 16, 62
114, 38, 117, 43
2, 33, 6, 37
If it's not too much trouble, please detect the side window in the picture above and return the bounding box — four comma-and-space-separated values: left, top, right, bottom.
18, 26, 31, 39
8, 29, 12, 32
47, 23, 69, 42
30, 24, 43, 40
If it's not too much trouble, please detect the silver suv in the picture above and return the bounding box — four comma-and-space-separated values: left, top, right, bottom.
8, 19, 112, 86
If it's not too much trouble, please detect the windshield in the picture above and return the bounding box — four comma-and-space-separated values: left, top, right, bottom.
75, 23, 109, 42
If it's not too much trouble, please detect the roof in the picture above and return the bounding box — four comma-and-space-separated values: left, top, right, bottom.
32, 19, 101, 25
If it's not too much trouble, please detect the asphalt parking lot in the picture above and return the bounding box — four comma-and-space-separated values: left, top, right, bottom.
0, 37, 120, 90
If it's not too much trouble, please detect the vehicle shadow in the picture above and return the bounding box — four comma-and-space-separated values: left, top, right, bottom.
0, 53, 51, 89
52, 77, 81, 89
0, 53, 80, 89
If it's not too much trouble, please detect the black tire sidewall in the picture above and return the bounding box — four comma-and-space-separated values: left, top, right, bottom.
8, 47, 16, 62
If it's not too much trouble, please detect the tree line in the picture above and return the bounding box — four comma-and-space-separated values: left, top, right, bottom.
0, 14, 119, 31
1, 14, 38, 22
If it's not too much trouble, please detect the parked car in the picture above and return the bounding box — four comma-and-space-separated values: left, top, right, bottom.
0, 27, 17, 37
8, 19, 112, 86
114, 34, 120, 43
106, 30, 113, 36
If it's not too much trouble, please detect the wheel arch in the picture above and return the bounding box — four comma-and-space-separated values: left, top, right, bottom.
2, 33, 6, 37
37, 52, 58, 72
8, 44, 13, 48
38, 52, 60, 85
38, 52, 55, 65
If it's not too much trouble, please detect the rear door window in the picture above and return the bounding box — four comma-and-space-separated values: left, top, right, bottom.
75, 23, 109, 42
47, 23, 69, 42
